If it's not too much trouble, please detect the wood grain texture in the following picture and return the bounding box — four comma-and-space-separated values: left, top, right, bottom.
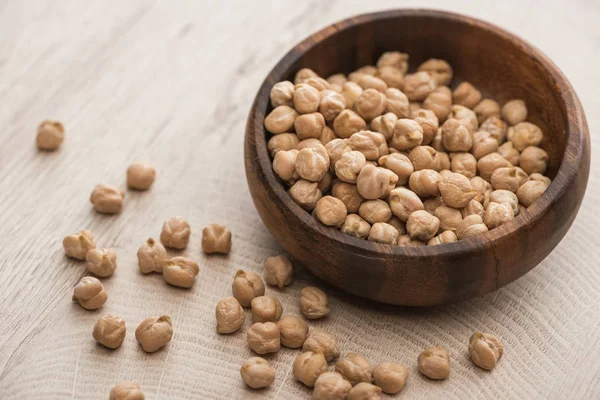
245, 9, 590, 306
0, 0, 598, 399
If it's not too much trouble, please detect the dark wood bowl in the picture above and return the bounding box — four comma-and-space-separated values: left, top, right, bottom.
244, 9, 590, 306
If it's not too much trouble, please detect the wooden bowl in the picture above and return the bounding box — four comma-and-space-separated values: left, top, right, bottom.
244, 9, 590, 306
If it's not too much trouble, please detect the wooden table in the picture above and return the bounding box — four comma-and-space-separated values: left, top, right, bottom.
1, 1, 598, 398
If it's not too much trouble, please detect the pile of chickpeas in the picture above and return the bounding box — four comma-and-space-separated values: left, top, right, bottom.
265, 51, 552, 246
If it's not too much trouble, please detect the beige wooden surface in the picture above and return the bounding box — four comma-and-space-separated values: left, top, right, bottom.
0, 0, 598, 399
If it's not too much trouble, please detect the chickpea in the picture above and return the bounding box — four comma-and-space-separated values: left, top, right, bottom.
356, 74, 388, 93
368, 222, 400, 244
277, 315, 308, 348
247, 322, 280, 354
159, 216, 191, 249
477, 153, 512, 181
347, 131, 388, 161
305, 77, 332, 92
327, 73, 347, 92
411, 108, 439, 145
303, 329, 340, 362
409, 169, 441, 197
356, 165, 398, 200
109, 382, 144, 400
333, 109, 367, 138
449, 104, 478, 133
397, 234, 426, 246
36, 120, 65, 150
295, 112, 325, 140
93, 314, 126, 349
388, 187, 425, 221
427, 230, 458, 246
270, 80, 295, 107
295, 68, 319, 84
487, 189, 519, 215
469, 332, 504, 370
490, 167, 528, 192
384, 88, 410, 118
461, 199, 485, 218
370, 112, 397, 140
434, 151, 451, 172
349, 65, 377, 81
483, 202, 514, 229
471, 130, 499, 160
300, 286, 330, 319
378, 153, 413, 185
470, 176, 492, 203
340, 214, 371, 239
240, 357, 276, 389
137, 238, 167, 274
264, 255, 294, 289
372, 362, 408, 394
202, 224, 232, 254
232, 270, 266, 307
294, 84, 321, 114
163, 257, 199, 288
438, 172, 477, 208
289, 180, 322, 211
215, 296, 245, 334
519, 146, 548, 175
268, 133, 300, 157
296, 145, 330, 182
335, 353, 372, 385
341, 82, 363, 109
315, 196, 348, 227
63, 229, 95, 260
407, 145, 435, 171
507, 122, 543, 151
377, 51, 409, 73
325, 138, 353, 168
265, 105, 299, 134
497, 141, 520, 165
86, 248, 117, 278
293, 351, 328, 387
135, 315, 173, 353
441, 119, 472, 152
355, 88, 387, 121
517, 180, 549, 207
528, 173, 552, 186
72, 276, 107, 310
319, 90, 346, 122
423, 197, 444, 214
450, 152, 477, 178
297, 139, 323, 151
391, 118, 424, 150
320, 126, 337, 145
407, 210, 440, 241
480, 116, 508, 144
423, 86, 452, 122
502, 99, 527, 125
251, 296, 283, 323
456, 215, 489, 239
358, 200, 392, 224
332, 181, 364, 213
375, 66, 404, 90
90, 184, 125, 214
451, 81, 481, 109
313, 372, 352, 400
418, 58, 453, 86
348, 383, 382, 400
431, 127, 444, 151
388, 216, 407, 235
433, 205, 463, 232
418, 346, 450, 380
473, 99, 501, 124
403, 71, 437, 101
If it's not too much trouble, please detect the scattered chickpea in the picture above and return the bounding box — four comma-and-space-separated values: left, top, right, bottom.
438, 172, 477, 208
72, 276, 107, 310
86, 248, 117, 278
372, 362, 408, 394
294, 84, 321, 114
93, 314, 126, 349
36, 120, 65, 151
348, 382, 382, 400
303, 329, 340, 362
477, 152, 512, 181
418, 346, 450, 380
385, 88, 410, 118
300, 286, 330, 320
427, 230, 458, 246
240, 357, 275, 389
135, 315, 173, 353
469, 332, 504, 370
502, 99, 528, 125
247, 322, 281, 354
268, 133, 300, 157
251, 296, 283, 323
137, 238, 168, 274
418, 58, 453, 86
368, 222, 400, 244
162, 256, 199, 288
160, 216, 191, 249
109, 382, 144, 400
456, 215, 489, 239
519, 146, 548, 175
378, 153, 413, 185
200, 223, 232, 254
450, 152, 477, 178
277, 315, 308, 348
63, 229, 95, 260
391, 118, 423, 150
473, 99, 501, 124
215, 296, 245, 334
340, 214, 371, 239
480, 116, 508, 144
483, 202, 514, 229
341, 82, 364, 109
264, 105, 299, 134
356, 165, 398, 200
313, 372, 352, 400
453, 81, 481, 109
90, 184, 125, 214
332, 181, 364, 213
471, 130, 499, 160
358, 200, 391, 224
423, 86, 452, 122
126, 162, 156, 190
403, 71, 437, 101
517, 180, 549, 207
289, 180, 322, 211
232, 270, 266, 307
296, 145, 330, 182
293, 351, 328, 387
264, 255, 294, 289
355, 88, 387, 121
388, 187, 424, 221
441, 119, 472, 152
335, 353, 372, 385
270, 80, 295, 107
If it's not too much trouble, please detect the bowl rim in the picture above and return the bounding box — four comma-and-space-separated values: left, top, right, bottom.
248, 8, 589, 258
